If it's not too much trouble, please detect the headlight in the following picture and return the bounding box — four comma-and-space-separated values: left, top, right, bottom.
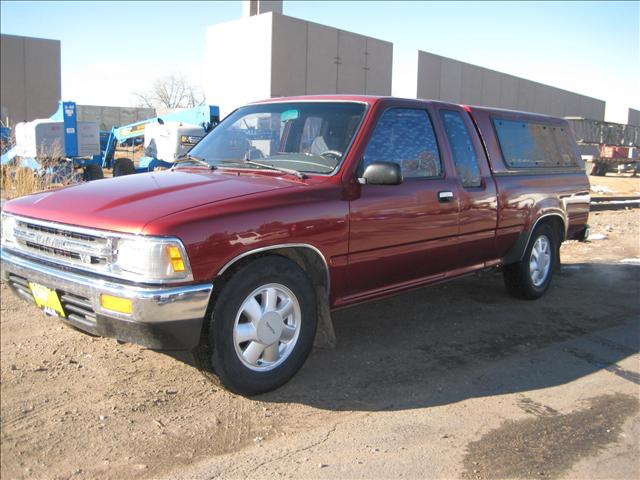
112, 236, 193, 282
1, 214, 17, 246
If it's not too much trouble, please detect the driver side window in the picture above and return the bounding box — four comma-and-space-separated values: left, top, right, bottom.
361, 108, 442, 178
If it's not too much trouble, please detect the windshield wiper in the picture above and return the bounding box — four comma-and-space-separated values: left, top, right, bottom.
172, 154, 215, 170
241, 153, 307, 179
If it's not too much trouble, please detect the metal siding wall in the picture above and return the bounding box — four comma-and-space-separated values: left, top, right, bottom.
416, 50, 605, 119
461, 63, 483, 105
271, 14, 307, 97
481, 69, 501, 107
534, 82, 552, 115
500, 74, 518, 109
550, 89, 566, 117
628, 108, 640, 127
567, 93, 581, 119
0, 35, 26, 124
517, 79, 536, 112
270, 14, 392, 97
365, 38, 393, 95
337, 31, 367, 94
416, 51, 441, 100
0, 34, 60, 125
24, 37, 61, 120
306, 23, 338, 94
593, 101, 606, 120
440, 59, 462, 103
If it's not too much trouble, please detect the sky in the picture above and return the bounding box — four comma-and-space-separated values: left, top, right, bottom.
1, 1, 638, 122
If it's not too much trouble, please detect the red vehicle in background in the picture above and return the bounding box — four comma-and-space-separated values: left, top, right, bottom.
1, 96, 590, 395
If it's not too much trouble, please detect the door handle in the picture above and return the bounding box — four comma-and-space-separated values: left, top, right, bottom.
438, 191, 454, 203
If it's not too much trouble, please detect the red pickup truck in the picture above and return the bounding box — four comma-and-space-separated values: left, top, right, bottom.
1, 96, 590, 394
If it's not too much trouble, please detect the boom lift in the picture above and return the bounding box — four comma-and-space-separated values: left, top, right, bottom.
1, 101, 220, 180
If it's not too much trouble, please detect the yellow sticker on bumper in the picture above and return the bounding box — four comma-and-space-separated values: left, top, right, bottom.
28, 282, 66, 318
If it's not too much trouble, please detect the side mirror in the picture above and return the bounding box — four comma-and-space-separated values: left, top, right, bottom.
359, 161, 403, 185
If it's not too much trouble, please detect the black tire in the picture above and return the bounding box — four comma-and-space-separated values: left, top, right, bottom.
83, 163, 104, 181
113, 157, 135, 176
591, 162, 608, 176
196, 256, 317, 395
503, 223, 556, 300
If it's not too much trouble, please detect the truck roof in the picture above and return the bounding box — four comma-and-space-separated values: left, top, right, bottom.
250, 95, 567, 122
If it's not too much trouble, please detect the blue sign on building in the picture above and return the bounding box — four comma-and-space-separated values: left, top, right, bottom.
62, 101, 78, 157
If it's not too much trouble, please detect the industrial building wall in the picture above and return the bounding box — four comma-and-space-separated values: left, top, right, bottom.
0, 34, 61, 126
270, 15, 393, 98
76, 105, 156, 131
270, 14, 392, 99
205, 13, 392, 116
628, 108, 640, 127
417, 50, 605, 120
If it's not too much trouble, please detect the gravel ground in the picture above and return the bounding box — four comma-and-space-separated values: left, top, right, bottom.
1, 209, 639, 480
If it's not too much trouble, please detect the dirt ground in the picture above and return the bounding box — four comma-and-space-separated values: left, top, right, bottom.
588, 172, 640, 197
1, 209, 639, 480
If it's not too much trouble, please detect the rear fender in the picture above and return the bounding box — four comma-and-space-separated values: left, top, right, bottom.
503, 210, 567, 265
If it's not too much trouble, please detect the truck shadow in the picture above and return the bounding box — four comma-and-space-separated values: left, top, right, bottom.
256, 262, 640, 411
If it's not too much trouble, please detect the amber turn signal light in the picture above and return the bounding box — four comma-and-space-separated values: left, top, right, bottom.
167, 245, 186, 272
100, 294, 133, 314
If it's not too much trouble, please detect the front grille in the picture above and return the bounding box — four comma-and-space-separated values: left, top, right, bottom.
21, 222, 98, 242
25, 241, 82, 260
12, 218, 114, 271
7, 273, 97, 328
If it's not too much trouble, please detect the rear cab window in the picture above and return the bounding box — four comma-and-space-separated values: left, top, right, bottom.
440, 110, 482, 187
493, 118, 580, 168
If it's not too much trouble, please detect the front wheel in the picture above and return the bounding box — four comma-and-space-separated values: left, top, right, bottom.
113, 157, 135, 176
196, 256, 317, 395
503, 223, 556, 299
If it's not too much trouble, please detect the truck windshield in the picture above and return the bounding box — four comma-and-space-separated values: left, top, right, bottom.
189, 102, 366, 174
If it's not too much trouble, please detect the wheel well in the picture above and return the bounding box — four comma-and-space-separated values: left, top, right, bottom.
203, 246, 335, 349
537, 215, 566, 243
215, 247, 329, 291
503, 214, 567, 265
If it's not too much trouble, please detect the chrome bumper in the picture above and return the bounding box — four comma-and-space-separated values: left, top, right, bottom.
1, 247, 213, 349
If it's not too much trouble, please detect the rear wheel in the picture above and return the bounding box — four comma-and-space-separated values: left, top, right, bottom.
83, 163, 104, 181
113, 157, 135, 176
196, 256, 317, 395
503, 223, 556, 299
591, 162, 608, 176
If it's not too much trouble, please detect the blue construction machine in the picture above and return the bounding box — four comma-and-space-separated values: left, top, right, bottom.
1, 101, 219, 181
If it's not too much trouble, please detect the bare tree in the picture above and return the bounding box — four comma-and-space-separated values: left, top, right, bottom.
134, 75, 205, 110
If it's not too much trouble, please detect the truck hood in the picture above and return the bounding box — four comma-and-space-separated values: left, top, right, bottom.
3, 170, 296, 234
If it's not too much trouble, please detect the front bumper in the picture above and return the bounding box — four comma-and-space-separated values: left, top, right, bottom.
1, 247, 213, 350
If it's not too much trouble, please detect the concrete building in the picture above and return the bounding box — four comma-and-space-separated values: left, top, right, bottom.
417, 50, 606, 120
628, 108, 640, 127
205, 12, 393, 116
76, 105, 156, 131
1, 33, 61, 126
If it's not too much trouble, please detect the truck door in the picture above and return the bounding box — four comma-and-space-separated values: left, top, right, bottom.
347, 107, 459, 297
436, 106, 498, 267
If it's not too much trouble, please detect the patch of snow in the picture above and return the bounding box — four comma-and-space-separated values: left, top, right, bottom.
590, 185, 613, 194
587, 233, 608, 241
619, 258, 640, 265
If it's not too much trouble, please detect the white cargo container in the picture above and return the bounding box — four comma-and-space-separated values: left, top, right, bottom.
143, 122, 205, 162
14, 119, 100, 158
